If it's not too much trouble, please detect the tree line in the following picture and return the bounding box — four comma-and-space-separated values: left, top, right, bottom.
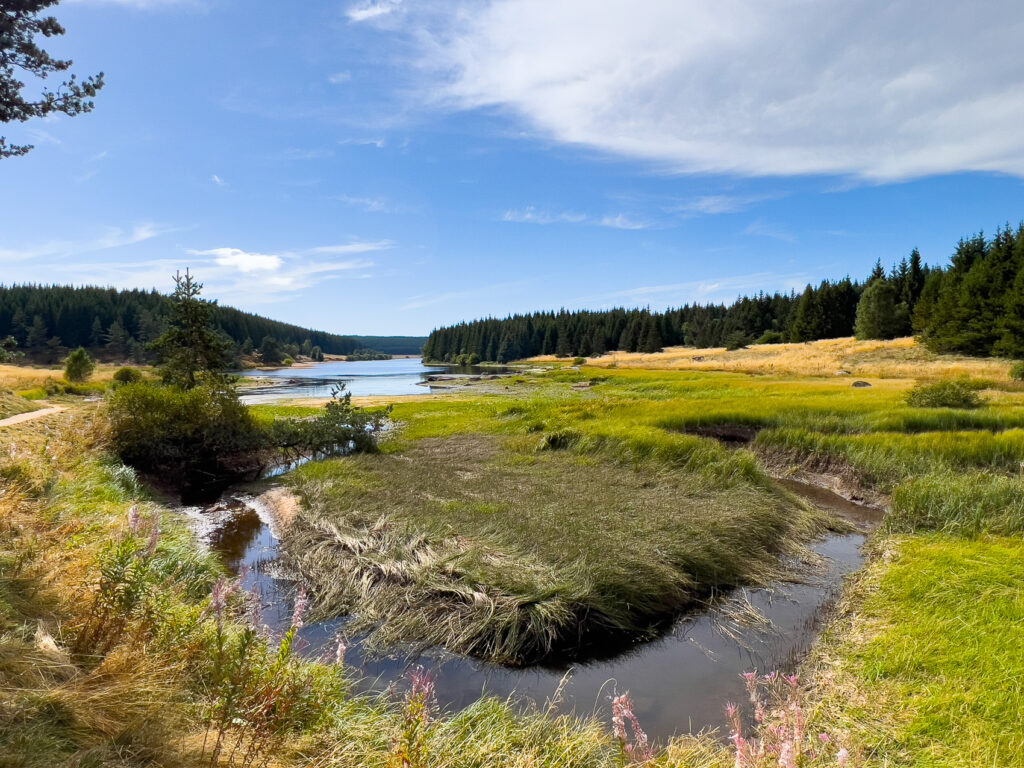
424, 224, 1024, 363
0, 284, 424, 362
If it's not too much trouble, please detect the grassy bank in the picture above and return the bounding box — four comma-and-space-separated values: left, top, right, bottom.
0, 404, 749, 767
0, 390, 37, 420
283, 430, 826, 664
558, 336, 1016, 380
808, 535, 1024, 766
5, 340, 1024, 766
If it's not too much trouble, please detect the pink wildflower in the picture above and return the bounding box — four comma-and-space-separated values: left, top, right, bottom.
613, 692, 653, 763
837, 747, 850, 767
291, 584, 309, 629
127, 505, 142, 533
146, 517, 161, 556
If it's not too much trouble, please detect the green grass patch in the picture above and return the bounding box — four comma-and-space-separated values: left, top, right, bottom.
284, 424, 828, 665
812, 535, 1024, 766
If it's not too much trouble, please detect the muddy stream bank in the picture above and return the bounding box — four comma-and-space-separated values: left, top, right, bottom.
179, 476, 882, 743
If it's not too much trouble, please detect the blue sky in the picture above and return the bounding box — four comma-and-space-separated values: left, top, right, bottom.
2, 0, 1024, 335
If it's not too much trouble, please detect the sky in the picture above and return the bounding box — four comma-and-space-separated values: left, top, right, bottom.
2, 0, 1024, 336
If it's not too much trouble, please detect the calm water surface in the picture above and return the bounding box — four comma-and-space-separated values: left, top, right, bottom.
183, 482, 881, 743
238, 358, 450, 401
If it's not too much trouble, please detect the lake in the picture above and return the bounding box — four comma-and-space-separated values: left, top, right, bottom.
238, 358, 452, 402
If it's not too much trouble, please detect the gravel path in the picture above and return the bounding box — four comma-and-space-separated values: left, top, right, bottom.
0, 405, 67, 428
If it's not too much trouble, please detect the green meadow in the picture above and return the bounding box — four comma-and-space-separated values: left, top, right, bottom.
2, 349, 1023, 766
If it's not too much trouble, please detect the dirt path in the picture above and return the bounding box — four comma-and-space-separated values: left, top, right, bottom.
0, 405, 67, 428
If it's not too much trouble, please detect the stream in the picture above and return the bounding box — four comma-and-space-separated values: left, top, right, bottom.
179, 476, 882, 743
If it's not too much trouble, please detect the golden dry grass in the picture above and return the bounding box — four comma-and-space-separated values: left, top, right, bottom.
0, 363, 144, 391
532, 337, 1014, 380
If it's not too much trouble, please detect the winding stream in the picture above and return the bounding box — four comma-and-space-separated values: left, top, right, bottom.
181, 478, 882, 742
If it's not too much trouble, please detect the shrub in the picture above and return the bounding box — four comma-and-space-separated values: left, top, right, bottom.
723, 331, 750, 351
107, 382, 386, 500
106, 382, 267, 497
754, 330, 786, 345
64, 347, 95, 382
1010, 361, 1024, 381
906, 380, 985, 409
113, 366, 144, 386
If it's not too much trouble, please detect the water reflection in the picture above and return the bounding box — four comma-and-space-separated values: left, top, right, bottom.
185, 481, 877, 743
238, 358, 509, 402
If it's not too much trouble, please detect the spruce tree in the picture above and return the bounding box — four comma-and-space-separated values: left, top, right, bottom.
854, 280, 909, 340
151, 270, 231, 388
789, 286, 826, 342
63, 347, 95, 382
26, 314, 47, 347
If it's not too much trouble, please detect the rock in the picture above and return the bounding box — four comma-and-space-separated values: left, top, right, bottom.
692, 355, 705, 362
835, 369, 851, 376
852, 380, 872, 388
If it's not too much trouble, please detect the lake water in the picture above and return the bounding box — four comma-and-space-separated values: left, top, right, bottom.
238, 358, 454, 402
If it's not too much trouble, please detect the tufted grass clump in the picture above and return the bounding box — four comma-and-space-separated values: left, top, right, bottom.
905, 379, 985, 409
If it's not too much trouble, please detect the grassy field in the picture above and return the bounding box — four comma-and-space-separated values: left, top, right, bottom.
0, 390, 37, 420
3, 337, 1024, 767
808, 535, 1024, 767
284, 431, 826, 664
550, 336, 1017, 380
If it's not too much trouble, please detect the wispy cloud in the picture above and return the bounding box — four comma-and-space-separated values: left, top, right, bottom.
502, 206, 650, 229
0, 223, 176, 263
211, 174, 227, 186
403, 0, 1024, 180
328, 71, 352, 84
187, 247, 283, 273
346, 0, 403, 23
502, 207, 587, 225
310, 240, 393, 255
670, 193, 781, 216
338, 137, 386, 149
598, 213, 648, 230
574, 271, 812, 308
742, 219, 796, 243
336, 195, 391, 212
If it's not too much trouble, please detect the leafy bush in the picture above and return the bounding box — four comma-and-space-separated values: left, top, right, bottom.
906, 380, 985, 409
113, 366, 144, 385
107, 382, 268, 497
107, 382, 387, 500
1010, 361, 1024, 381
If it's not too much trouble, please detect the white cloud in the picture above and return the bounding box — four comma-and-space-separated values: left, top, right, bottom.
347, 0, 403, 23
310, 240, 393, 254
502, 206, 649, 229
411, 0, 1024, 180
574, 271, 812, 308
670, 194, 779, 216
0, 223, 174, 263
328, 71, 352, 84
338, 137, 386, 149
336, 195, 391, 212
188, 247, 283, 273
211, 174, 226, 186
502, 207, 587, 225
598, 213, 648, 230
742, 219, 796, 243
0, 231, 385, 306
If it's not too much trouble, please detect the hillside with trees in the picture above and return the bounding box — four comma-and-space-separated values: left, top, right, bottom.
0, 284, 425, 362
424, 225, 1024, 363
